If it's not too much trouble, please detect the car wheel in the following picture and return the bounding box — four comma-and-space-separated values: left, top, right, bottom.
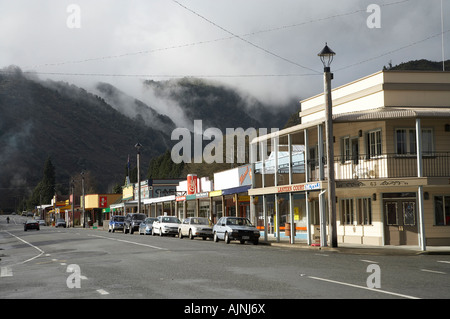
159, 228, 163, 236
213, 232, 219, 242
179, 229, 183, 239
224, 232, 230, 244
130, 228, 134, 234
189, 229, 194, 240
112, 228, 115, 233
240, 240, 245, 244
253, 238, 259, 245
124, 227, 129, 234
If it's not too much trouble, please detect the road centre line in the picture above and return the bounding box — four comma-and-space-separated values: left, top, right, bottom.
437, 261, 450, 264
89, 234, 167, 250
307, 276, 420, 299
420, 269, 446, 275
360, 259, 378, 264
4, 231, 45, 266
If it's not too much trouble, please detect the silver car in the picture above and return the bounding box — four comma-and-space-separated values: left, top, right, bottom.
179, 217, 213, 240
139, 217, 157, 235
213, 217, 260, 245
152, 216, 181, 237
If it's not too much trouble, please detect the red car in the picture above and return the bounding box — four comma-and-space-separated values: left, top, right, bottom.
24, 220, 40, 231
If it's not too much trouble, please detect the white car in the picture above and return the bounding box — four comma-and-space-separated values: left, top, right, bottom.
179, 217, 213, 240
152, 216, 181, 237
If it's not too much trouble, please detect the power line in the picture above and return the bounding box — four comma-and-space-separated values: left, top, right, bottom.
28, 0, 413, 72
171, 0, 321, 74
335, 28, 450, 72
0, 70, 320, 79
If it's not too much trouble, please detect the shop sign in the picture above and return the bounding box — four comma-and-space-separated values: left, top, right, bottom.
176, 196, 186, 202
305, 182, 321, 190
196, 192, 209, 199
238, 165, 252, 186
276, 182, 322, 193
209, 190, 222, 197
99, 196, 107, 208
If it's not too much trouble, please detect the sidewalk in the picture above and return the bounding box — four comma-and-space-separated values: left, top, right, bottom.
261, 236, 450, 256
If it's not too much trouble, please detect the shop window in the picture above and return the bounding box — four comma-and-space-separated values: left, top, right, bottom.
357, 197, 372, 225
434, 196, 450, 226
340, 198, 354, 225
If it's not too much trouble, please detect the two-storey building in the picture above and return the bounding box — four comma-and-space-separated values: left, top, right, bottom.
249, 70, 450, 247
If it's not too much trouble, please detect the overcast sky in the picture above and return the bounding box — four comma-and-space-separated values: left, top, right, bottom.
0, 0, 448, 105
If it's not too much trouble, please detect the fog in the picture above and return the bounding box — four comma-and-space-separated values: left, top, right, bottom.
0, 0, 448, 108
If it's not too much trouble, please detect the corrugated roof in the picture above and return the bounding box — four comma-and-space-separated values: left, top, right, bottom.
333, 107, 450, 122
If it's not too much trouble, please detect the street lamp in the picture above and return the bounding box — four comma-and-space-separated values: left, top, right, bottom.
135, 143, 142, 215
318, 43, 338, 248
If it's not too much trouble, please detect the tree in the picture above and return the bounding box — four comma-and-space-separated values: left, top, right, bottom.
28, 156, 56, 208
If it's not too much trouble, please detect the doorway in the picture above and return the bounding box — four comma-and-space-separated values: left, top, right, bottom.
383, 193, 418, 245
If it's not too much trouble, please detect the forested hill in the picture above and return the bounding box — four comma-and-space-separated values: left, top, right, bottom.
0, 67, 171, 210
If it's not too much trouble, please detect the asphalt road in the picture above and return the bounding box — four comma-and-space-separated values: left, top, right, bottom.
1, 215, 450, 302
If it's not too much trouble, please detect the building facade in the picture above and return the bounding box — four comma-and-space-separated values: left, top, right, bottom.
249, 70, 450, 247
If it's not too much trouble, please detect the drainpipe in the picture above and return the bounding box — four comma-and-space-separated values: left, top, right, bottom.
319, 189, 327, 247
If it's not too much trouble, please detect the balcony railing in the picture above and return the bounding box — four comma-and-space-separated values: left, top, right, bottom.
311, 152, 450, 180
255, 152, 450, 182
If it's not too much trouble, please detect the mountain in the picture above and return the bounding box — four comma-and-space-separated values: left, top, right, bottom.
143, 77, 298, 132
0, 67, 299, 211
384, 59, 450, 71
0, 66, 172, 210
94, 82, 176, 132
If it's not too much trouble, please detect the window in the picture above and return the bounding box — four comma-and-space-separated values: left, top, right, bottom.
357, 198, 372, 225
340, 198, 355, 225
395, 128, 433, 155
434, 196, 450, 226
367, 130, 382, 158
342, 137, 351, 161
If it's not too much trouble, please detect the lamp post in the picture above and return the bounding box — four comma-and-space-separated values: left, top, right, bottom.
135, 143, 142, 214
71, 179, 74, 228
318, 43, 338, 248
81, 171, 85, 228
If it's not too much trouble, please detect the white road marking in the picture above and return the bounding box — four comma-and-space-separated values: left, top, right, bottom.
360, 259, 378, 264
0, 267, 13, 277
97, 289, 109, 295
307, 276, 420, 299
4, 231, 45, 265
420, 269, 446, 275
437, 261, 450, 264
89, 234, 167, 250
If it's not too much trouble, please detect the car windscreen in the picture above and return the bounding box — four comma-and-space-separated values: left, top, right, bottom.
192, 217, 211, 225
161, 217, 180, 223
226, 218, 252, 226
114, 216, 125, 222
133, 214, 146, 220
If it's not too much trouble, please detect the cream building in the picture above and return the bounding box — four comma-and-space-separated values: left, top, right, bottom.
249, 70, 450, 248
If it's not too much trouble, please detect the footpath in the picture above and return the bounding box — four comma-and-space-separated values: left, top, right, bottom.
261, 236, 450, 256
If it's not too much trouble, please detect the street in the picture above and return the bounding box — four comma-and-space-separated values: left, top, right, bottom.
1, 215, 449, 302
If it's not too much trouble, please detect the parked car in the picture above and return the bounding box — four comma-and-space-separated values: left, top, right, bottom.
139, 217, 157, 235
124, 213, 146, 234
179, 217, 213, 240
152, 216, 181, 236
55, 218, 66, 228
109, 215, 125, 232
213, 217, 260, 245
37, 220, 46, 226
24, 220, 40, 231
